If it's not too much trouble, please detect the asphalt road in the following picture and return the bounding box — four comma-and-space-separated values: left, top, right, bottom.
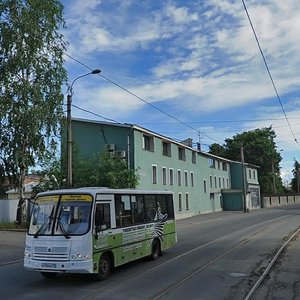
0, 205, 299, 300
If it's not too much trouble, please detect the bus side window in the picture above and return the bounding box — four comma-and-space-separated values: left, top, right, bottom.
115, 195, 133, 227
95, 203, 111, 230
144, 195, 157, 222
133, 195, 145, 224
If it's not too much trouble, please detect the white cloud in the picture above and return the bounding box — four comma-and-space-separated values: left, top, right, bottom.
165, 4, 198, 24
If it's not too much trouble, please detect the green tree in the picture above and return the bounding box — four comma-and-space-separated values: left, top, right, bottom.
33, 151, 139, 194
0, 0, 67, 195
291, 159, 300, 193
209, 127, 283, 194
73, 152, 139, 189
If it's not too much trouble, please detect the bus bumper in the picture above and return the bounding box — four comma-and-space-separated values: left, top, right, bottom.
24, 258, 94, 274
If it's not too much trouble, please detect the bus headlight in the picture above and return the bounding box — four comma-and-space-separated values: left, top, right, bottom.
71, 253, 90, 260
24, 246, 32, 258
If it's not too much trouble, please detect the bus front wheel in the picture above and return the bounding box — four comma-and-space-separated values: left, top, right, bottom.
150, 239, 161, 260
95, 254, 112, 281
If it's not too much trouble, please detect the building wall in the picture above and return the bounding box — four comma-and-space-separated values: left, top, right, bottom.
68, 119, 260, 218
198, 154, 231, 214
71, 120, 135, 169
133, 130, 231, 218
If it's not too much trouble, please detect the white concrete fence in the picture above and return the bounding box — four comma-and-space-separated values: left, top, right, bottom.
263, 195, 300, 207
0, 199, 31, 223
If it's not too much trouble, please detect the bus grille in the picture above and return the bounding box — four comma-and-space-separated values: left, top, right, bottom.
33, 246, 69, 261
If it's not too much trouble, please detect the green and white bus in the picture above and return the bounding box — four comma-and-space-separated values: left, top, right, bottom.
24, 188, 177, 280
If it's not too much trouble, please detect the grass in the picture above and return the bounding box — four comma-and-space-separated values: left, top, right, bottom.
0, 222, 28, 230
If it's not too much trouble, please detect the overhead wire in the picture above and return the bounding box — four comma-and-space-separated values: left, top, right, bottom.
137, 116, 300, 125
2, 11, 218, 146
242, 0, 299, 145
64, 53, 222, 145
71, 104, 120, 124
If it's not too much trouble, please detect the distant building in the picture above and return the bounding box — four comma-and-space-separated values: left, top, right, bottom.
64, 118, 260, 219
222, 162, 261, 211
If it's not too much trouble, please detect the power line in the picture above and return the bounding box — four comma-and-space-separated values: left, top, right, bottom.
242, 0, 299, 145
71, 104, 120, 123
64, 52, 222, 145
137, 116, 300, 125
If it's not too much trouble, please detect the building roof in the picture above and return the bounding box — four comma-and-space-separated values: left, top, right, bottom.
71, 117, 257, 165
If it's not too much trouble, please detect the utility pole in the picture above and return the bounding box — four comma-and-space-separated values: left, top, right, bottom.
241, 144, 247, 213
297, 167, 300, 194
67, 93, 72, 188
272, 160, 276, 194
66, 69, 101, 188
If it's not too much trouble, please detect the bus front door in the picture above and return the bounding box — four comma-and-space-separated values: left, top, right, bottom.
94, 195, 116, 250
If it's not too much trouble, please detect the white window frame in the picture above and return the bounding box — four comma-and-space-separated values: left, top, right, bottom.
178, 193, 182, 211
152, 165, 157, 184
162, 167, 167, 185
191, 172, 195, 187
169, 168, 174, 186
185, 193, 189, 210
177, 169, 182, 186
143, 134, 154, 152
184, 171, 188, 186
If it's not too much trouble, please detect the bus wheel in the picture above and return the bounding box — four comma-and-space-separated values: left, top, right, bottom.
150, 239, 160, 260
95, 254, 111, 281
40, 272, 57, 279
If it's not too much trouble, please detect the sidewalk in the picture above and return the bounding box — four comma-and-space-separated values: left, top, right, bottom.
253, 231, 300, 299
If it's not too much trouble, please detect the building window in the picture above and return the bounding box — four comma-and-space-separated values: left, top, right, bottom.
192, 152, 196, 164
152, 165, 157, 184
184, 171, 188, 186
169, 168, 174, 185
185, 193, 189, 210
204, 179, 207, 193
226, 178, 229, 188
178, 193, 182, 211
253, 170, 256, 180
177, 170, 182, 186
222, 162, 228, 171
217, 160, 220, 170
208, 158, 215, 168
162, 141, 172, 157
191, 172, 194, 187
143, 134, 154, 151
214, 176, 217, 188
219, 177, 221, 188
162, 167, 167, 185
210, 176, 213, 188
178, 147, 186, 161
249, 169, 252, 179
222, 177, 225, 189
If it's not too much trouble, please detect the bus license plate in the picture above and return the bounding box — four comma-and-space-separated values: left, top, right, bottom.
41, 263, 56, 268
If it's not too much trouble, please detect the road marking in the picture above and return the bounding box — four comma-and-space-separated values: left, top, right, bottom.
0, 259, 23, 267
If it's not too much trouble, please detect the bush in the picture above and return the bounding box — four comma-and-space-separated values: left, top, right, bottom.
0, 222, 28, 230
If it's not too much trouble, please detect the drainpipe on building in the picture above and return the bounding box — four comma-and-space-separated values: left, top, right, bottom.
127, 135, 130, 170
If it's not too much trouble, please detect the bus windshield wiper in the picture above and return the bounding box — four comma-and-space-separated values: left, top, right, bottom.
56, 209, 70, 239
57, 219, 70, 239
34, 221, 48, 238
34, 207, 54, 238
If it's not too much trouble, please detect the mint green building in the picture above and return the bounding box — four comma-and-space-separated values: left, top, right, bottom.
68, 118, 260, 219
222, 162, 261, 211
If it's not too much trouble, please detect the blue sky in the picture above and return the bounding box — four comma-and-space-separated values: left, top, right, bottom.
61, 0, 300, 184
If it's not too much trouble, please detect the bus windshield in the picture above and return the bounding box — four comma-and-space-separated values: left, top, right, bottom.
29, 194, 93, 237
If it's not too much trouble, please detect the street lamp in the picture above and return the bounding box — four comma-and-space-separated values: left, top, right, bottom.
67, 69, 101, 188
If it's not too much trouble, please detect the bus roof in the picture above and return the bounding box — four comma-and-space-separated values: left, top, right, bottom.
36, 187, 174, 197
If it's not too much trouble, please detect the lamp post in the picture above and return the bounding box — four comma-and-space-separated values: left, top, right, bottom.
67, 69, 101, 188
